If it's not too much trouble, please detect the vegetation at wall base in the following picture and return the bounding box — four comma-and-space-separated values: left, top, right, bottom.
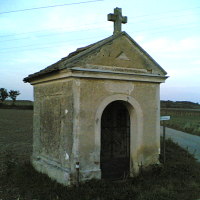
1, 139, 200, 200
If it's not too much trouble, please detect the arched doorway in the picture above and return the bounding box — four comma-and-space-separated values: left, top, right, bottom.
100, 101, 130, 179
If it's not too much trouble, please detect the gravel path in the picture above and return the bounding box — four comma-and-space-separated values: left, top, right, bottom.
160, 126, 200, 162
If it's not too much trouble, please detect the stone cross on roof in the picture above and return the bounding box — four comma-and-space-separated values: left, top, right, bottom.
108, 7, 127, 35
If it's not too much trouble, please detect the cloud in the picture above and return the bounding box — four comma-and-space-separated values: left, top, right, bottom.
160, 84, 200, 103
140, 35, 200, 103
0, 16, 19, 33
142, 36, 200, 54
192, 60, 200, 65
134, 34, 146, 43
37, 7, 110, 34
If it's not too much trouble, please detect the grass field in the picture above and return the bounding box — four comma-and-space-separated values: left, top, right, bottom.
0, 109, 200, 200
161, 115, 200, 136
0, 109, 33, 163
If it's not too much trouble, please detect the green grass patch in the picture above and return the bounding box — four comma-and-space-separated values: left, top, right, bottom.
162, 115, 200, 136
0, 109, 33, 160
1, 139, 200, 200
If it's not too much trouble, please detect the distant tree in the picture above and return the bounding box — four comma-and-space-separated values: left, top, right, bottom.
0, 88, 8, 103
9, 90, 20, 105
161, 100, 200, 109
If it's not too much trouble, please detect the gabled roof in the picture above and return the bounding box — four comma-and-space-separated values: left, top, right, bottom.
23, 32, 167, 82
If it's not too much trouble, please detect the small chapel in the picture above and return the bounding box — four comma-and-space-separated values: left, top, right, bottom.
24, 8, 168, 185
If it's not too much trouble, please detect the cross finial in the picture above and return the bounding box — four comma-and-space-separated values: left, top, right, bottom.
108, 7, 127, 35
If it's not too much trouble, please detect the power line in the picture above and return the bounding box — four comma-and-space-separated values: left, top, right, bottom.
0, 24, 110, 42
0, 15, 198, 40
132, 25, 200, 35
0, 20, 108, 38
0, 34, 105, 51
1, 19, 198, 43
0, 21, 199, 48
130, 6, 200, 20
131, 12, 199, 25
0, 25, 199, 54
0, 4, 199, 51
0, 33, 109, 53
0, 4, 199, 36
129, 22, 199, 31
0, 0, 104, 15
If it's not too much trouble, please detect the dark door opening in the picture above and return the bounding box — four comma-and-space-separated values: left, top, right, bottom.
100, 101, 130, 180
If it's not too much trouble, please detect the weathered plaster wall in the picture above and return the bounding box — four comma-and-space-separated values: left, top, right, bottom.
74, 78, 160, 181
32, 76, 161, 185
132, 82, 160, 166
32, 79, 74, 185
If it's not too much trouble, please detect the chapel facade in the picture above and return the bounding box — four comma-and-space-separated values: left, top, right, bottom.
24, 8, 168, 185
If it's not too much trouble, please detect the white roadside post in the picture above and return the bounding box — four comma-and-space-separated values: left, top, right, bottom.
160, 116, 171, 164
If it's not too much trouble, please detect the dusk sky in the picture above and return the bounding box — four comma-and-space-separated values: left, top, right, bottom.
1, 0, 200, 102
